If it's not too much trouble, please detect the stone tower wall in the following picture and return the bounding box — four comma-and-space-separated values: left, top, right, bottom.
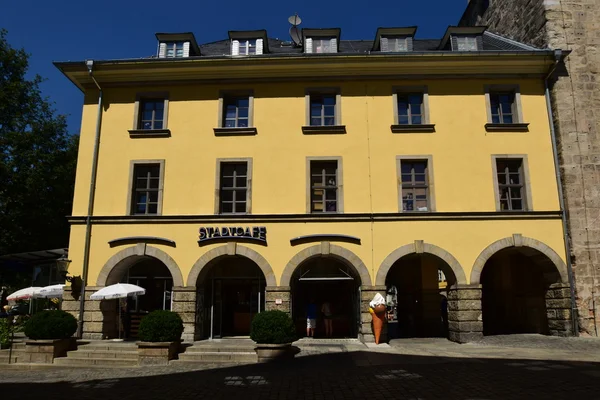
460, 0, 600, 336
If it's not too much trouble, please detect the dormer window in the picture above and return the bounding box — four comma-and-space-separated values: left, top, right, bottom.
381, 36, 411, 52
373, 27, 416, 53
303, 28, 341, 55
166, 42, 185, 58
156, 33, 200, 58
455, 36, 478, 51
229, 30, 268, 56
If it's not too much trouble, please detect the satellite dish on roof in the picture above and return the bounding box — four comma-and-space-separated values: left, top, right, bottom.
288, 14, 302, 26
288, 13, 302, 46
290, 26, 302, 46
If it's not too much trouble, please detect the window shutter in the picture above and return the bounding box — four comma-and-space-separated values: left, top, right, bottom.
476, 35, 483, 51
451, 36, 458, 51
232, 40, 240, 56
305, 37, 313, 53
256, 38, 264, 55
407, 37, 414, 51
380, 37, 389, 52
158, 42, 166, 58
330, 37, 337, 53
183, 42, 190, 57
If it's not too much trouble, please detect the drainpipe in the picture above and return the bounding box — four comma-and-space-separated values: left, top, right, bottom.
77, 60, 103, 338
544, 49, 579, 336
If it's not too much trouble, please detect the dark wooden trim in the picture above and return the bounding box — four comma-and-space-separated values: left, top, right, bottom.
69, 211, 562, 225
213, 127, 258, 136
391, 124, 436, 133
302, 125, 346, 134
290, 234, 361, 246
108, 236, 176, 247
128, 129, 171, 138
485, 123, 530, 132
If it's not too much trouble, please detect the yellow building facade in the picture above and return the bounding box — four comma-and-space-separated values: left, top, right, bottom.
57, 27, 574, 343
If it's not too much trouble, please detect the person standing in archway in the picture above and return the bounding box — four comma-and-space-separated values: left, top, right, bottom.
306, 299, 317, 338
322, 300, 333, 338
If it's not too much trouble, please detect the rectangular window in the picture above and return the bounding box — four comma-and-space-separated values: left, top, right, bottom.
496, 159, 525, 211
490, 92, 516, 124
456, 36, 478, 51
310, 94, 336, 126
400, 160, 429, 212
238, 39, 257, 55
397, 93, 424, 125
138, 99, 165, 130
310, 161, 338, 213
223, 97, 250, 128
166, 42, 184, 58
220, 162, 248, 214
313, 38, 335, 53
131, 164, 161, 215
383, 36, 408, 52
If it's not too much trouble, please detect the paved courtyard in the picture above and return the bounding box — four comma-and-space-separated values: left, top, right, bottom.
1, 335, 599, 399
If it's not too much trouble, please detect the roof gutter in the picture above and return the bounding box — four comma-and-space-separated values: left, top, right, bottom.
544, 49, 579, 336
76, 59, 103, 339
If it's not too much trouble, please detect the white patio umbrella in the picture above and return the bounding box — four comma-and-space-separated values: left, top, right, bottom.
90, 283, 145, 300
33, 284, 66, 298
7, 287, 42, 301
90, 284, 146, 340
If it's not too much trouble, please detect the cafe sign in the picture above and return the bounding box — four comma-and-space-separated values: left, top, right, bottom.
198, 226, 267, 244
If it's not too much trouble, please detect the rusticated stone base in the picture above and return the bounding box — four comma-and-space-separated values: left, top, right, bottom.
447, 285, 483, 343
361, 286, 388, 344
137, 341, 180, 366
61, 286, 117, 340
171, 286, 196, 342
21, 338, 77, 364
546, 283, 573, 336
266, 286, 291, 313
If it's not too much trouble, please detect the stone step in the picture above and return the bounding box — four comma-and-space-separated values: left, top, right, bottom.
66, 349, 138, 360
184, 345, 256, 353
53, 356, 138, 368
177, 351, 257, 363
76, 343, 138, 352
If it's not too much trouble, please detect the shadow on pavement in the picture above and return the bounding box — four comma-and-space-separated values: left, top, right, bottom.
2, 350, 599, 399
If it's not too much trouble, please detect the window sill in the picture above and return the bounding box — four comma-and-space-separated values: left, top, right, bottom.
213, 127, 258, 136
128, 129, 171, 138
391, 124, 436, 133
302, 125, 346, 134
485, 123, 529, 132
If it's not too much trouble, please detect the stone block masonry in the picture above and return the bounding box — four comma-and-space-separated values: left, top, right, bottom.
461, 0, 600, 337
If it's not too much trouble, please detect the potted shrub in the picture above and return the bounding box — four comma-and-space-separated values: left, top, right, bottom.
22, 310, 77, 363
250, 310, 298, 362
137, 310, 183, 366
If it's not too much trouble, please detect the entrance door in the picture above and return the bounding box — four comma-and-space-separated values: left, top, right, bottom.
211, 278, 263, 338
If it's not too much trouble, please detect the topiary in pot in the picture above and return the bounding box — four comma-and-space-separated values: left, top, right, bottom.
251, 310, 299, 362
138, 310, 183, 343
24, 310, 77, 340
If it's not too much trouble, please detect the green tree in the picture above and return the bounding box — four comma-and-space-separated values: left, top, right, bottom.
0, 29, 78, 255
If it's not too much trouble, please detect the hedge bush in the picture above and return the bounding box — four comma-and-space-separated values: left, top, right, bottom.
250, 310, 297, 344
24, 310, 77, 340
138, 310, 183, 342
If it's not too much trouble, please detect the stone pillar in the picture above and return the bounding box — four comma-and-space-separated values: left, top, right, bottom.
546, 283, 573, 337
171, 286, 197, 342
447, 285, 483, 343
265, 286, 291, 313
61, 285, 116, 340
360, 286, 387, 343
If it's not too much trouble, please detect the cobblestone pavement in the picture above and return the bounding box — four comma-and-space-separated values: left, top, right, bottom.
1, 336, 599, 400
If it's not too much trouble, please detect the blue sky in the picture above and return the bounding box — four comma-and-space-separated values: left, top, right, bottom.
1, 1, 466, 134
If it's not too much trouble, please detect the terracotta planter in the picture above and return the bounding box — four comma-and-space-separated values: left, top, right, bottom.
254, 343, 298, 363
23, 338, 76, 363
137, 341, 181, 366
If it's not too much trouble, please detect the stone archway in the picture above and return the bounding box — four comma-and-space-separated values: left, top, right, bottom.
97, 243, 184, 287
187, 243, 276, 287
280, 242, 372, 287
470, 235, 568, 285
376, 241, 467, 287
